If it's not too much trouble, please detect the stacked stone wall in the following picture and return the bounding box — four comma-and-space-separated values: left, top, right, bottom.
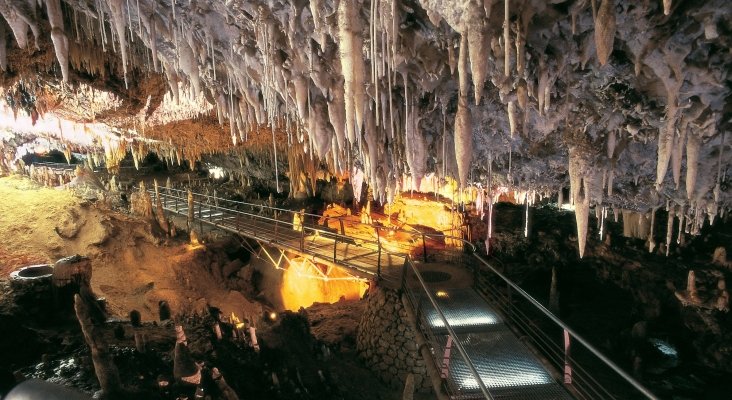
356, 286, 431, 392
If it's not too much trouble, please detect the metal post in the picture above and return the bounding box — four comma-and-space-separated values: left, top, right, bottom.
333, 236, 338, 263
564, 329, 573, 384
376, 227, 382, 278
300, 219, 305, 252
339, 219, 345, 236
422, 233, 428, 262
198, 201, 203, 233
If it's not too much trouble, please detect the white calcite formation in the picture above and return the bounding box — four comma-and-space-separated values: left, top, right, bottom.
0, 0, 730, 257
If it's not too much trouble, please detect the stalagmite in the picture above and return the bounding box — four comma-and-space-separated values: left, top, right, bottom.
46, 0, 70, 83
174, 326, 201, 385
455, 34, 473, 188
594, 0, 616, 66
675, 270, 702, 306
75, 294, 122, 395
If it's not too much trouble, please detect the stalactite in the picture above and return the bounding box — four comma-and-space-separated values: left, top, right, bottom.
663, 0, 672, 15
503, 0, 511, 79
648, 207, 657, 253
569, 148, 590, 258
338, 0, 366, 144
465, 0, 490, 104
671, 126, 687, 189
686, 132, 700, 201
594, 0, 616, 66
105, 0, 130, 86
46, 0, 70, 83
0, 22, 6, 71
455, 34, 473, 188
507, 101, 517, 136
0, 4, 32, 50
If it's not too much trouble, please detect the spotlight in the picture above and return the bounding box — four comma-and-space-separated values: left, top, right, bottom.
435, 290, 449, 298
269, 312, 277, 321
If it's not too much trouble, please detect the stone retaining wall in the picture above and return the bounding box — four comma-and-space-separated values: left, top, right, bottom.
356, 285, 431, 392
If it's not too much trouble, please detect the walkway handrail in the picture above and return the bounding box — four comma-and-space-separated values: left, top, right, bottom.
402, 255, 494, 400
152, 185, 656, 399
472, 253, 658, 400
158, 186, 474, 259
152, 189, 394, 279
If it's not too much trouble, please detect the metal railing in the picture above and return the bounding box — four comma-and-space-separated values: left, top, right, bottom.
471, 253, 658, 400
150, 186, 656, 400
151, 187, 472, 274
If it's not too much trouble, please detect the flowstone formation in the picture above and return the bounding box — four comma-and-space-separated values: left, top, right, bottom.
0, 0, 730, 257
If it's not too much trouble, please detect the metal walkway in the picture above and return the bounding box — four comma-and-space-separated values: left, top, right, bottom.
152, 187, 655, 400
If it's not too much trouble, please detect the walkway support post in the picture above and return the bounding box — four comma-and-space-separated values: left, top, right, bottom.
187, 189, 194, 231
422, 233, 427, 262
376, 227, 382, 279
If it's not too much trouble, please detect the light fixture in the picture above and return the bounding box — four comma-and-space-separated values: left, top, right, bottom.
436, 290, 449, 298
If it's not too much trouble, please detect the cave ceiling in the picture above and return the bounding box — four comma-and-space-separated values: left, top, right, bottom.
0, 0, 730, 225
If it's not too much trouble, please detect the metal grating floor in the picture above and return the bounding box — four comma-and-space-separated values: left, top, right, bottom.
415, 289, 504, 333
433, 319, 573, 399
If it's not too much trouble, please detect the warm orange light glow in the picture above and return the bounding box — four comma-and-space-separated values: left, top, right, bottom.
269, 312, 277, 320
280, 257, 367, 311
436, 290, 449, 298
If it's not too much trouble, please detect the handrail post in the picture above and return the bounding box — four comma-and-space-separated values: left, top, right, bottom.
333, 236, 338, 263
339, 219, 345, 236
376, 227, 382, 279
564, 329, 573, 384
198, 199, 203, 234
422, 233, 428, 262
300, 216, 305, 252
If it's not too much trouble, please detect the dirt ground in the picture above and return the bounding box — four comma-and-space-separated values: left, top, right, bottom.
0, 175, 260, 321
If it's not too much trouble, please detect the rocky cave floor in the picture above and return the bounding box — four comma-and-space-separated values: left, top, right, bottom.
0, 171, 731, 399
0, 174, 405, 400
